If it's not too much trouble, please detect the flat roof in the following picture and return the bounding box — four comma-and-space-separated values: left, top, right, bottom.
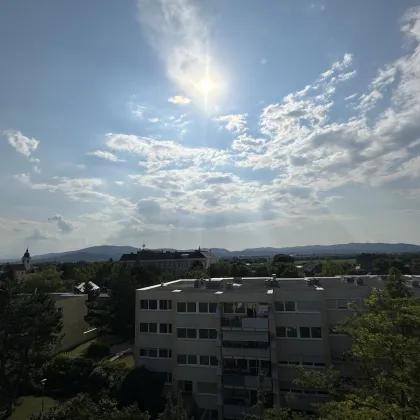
137, 275, 419, 294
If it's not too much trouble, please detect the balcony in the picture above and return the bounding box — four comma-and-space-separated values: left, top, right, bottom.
222, 345, 270, 359
223, 372, 272, 389
221, 316, 269, 330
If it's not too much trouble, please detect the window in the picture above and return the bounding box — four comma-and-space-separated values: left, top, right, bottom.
276, 326, 297, 338
159, 348, 172, 358
300, 327, 311, 338
199, 355, 218, 366
149, 348, 157, 358
159, 323, 172, 334
274, 301, 296, 312
177, 302, 196, 313
177, 355, 197, 365
140, 300, 148, 309
198, 302, 217, 313
149, 323, 157, 333
224, 303, 234, 313
139, 348, 147, 357
149, 300, 158, 310
299, 327, 322, 339
187, 328, 197, 339
199, 329, 217, 339
177, 328, 197, 339
177, 354, 187, 364
140, 323, 148, 333
187, 302, 196, 312
159, 300, 172, 310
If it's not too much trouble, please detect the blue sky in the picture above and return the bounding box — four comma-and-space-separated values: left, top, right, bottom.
1, 0, 420, 256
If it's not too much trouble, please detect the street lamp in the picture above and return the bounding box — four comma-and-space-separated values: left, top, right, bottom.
40, 379, 47, 413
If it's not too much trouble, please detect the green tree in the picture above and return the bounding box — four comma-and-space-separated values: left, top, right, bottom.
209, 262, 231, 277
22, 268, 65, 293
272, 254, 294, 264
30, 393, 149, 420
0, 283, 63, 416
158, 391, 189, 420
293, 267, 420, 420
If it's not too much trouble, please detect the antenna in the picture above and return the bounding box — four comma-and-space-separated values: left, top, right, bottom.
142, 243, 146, 250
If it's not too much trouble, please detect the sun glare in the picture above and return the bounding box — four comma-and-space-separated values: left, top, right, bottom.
198, 77, 216, 94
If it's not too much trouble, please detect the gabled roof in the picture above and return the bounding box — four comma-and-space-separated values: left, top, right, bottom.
119, 249, 217, 262
75, 281, 100, 293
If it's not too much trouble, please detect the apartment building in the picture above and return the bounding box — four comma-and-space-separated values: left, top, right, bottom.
135, 275, 420, 420
120, 248, 219, 270
51, 293, 98, 352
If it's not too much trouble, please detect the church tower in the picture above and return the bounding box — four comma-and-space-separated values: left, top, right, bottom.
22, 248, 31, 271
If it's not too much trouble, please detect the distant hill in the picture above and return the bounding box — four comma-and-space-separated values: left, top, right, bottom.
2, 243, 420, 264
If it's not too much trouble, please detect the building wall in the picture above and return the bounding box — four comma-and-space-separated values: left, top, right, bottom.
135, 276, 415, 418
53, 294, 97, 352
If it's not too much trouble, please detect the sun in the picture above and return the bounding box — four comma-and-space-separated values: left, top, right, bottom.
197, 77, 216, 94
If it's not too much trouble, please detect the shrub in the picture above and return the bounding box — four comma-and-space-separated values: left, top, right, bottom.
41, 355, 94, 397
86, 342, 110, 358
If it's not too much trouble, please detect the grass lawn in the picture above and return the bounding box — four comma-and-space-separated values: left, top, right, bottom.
112, 353, 134, 368
61, 335, 125, 358
11, 396, 58, 419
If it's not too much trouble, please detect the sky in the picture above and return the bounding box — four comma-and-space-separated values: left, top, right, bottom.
1, 0, 420, 257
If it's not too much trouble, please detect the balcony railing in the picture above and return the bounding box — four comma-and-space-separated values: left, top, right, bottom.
221, 317, 269, 330
222, 340, 269, 349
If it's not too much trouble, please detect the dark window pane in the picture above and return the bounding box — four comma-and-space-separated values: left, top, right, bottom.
311, 327, 322, 338
287, 327, 298, 338
140, 323, 148, 333
149, 300, 157, 310
149, 323, 157, 333
177, 328, 186, 338
159, 300, 168, 310
209, 329, 217, 339
224, 303, 234, 313
199, 329, 209, 339
149, 348, 157, 358
200, 356, 209, 365
187, 328, 197, 338
160, 324, 168, 334
210, 356, 218, 366
300, 327, 310, 338
209, 303, 217, 313
274, 301, 284, 312
140, 300, 148, 309
285, 301, 295, 312
188, 355, 197, 364
168, 300, 172, 309
187, 302, 196, 312
140, 348, 147, 356
236, 303, 245, 313
169, 324, 172, 333
276, 327, 286, 337
177, 354, 187, 364
159, 349, 168, 358
177, 302, 186, 312
199, 303, 208, 313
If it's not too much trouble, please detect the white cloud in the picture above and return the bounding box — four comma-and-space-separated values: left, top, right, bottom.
88, 150, 126, 162
115, 181, 125, 186
76, 164, 86, 169
5, 130, 39, 157
148, 117, 160, 123
26, 228, 54, 241
47, 214, 78, 233
168, 96, 191, 105
214, 114, 248, 133
344, 93, 358, 101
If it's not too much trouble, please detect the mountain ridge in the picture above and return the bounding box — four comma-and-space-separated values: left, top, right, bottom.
2, 242, 420, 263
